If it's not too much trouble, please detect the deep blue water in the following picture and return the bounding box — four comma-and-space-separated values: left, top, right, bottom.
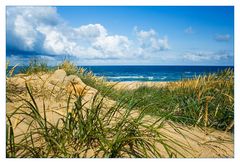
10, 66, 233, 82
80, 66, 233, 82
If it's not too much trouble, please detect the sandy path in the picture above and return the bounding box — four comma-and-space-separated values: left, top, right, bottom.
107, 81, 168, 90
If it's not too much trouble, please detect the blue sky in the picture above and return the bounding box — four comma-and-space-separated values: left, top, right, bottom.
6, 6, 234, 66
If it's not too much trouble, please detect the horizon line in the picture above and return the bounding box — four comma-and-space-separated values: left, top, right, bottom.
10, 64, 234, 67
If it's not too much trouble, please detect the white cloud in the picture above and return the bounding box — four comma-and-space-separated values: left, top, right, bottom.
74, 24, 107, 39
93, 35, 131, 57
214, 34, 231, 42
183, 52, 211, 61
184, 26, 194, 34
37, 26, 77, 55
7, 7, 61, 52
183, 50, 232, 62
7, 7, 170, 61
135, 28, 170, 51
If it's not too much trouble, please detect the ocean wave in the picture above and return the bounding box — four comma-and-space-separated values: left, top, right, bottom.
106, 75, 170, 81
160, 76, 167, 80
148, 76, 154, 80
107, 76, 145, 79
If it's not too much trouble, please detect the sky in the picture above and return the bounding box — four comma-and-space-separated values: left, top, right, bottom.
6, 6, 234, 66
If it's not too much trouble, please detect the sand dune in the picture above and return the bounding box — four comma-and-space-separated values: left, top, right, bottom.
6, 69, 234, 158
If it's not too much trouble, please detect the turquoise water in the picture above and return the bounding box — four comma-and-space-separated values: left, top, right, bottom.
79, 66, 233, 82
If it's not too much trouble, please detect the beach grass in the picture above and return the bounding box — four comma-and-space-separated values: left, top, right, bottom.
77, 66, 234, 132
6, 83, 191, 158
6, 60, 234, 157
20, 58, 50, 75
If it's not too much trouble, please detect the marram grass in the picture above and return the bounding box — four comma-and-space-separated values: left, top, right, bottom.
6, 83, 191, 158
6, 60, 234, 157
101, 68, 234, 132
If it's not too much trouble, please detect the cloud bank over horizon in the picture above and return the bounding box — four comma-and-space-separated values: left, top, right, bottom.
7, 7, 170, 64
6, 6, 234, 66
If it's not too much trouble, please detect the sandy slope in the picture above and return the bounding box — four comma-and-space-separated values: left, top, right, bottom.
6, 69, 234, 158
107, 81, 168, 90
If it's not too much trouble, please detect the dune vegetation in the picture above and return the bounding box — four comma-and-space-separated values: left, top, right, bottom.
104, 69, 234, 131
77, 64, 234, 132
6, 59, 234, 158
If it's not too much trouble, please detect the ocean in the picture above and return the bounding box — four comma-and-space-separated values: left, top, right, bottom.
10, 66, 233, 82
80, 66, 233, 82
